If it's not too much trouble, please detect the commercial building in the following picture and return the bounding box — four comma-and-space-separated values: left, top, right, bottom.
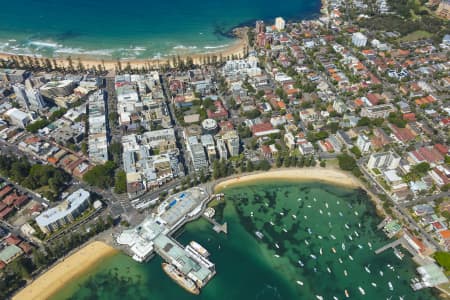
88, 90, 109, 163
35, 189, 90, 233
4, 108, 30, 128
216, 139, 228, 160
40, 80, 76, 98
275, 17, 286, 31
13, 84, 46, 110
352, 32, 368, 47
367, 151, 401, 170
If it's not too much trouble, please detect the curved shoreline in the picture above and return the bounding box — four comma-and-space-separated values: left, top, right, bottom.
12, 241, 118, 300
0, 28, 249, 71
214, 167, 361, 192
214, 167, 387, 217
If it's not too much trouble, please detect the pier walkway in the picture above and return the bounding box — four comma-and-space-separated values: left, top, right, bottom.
202, 215, 228, 234
377, 217, 390, 230
374, 238, 402, 254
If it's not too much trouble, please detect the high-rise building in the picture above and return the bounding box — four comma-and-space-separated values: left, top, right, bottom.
352, 32, 368, 47
25, 88, 46, 110
256, 20, 265, 33
187, 136, 208, 171
356, 134, 371, 153
12, 84, 29, 110
275, 17, 285, 31
216, 139, 228, 160
222, 130, 240, 157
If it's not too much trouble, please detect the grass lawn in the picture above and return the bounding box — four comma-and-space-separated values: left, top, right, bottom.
398, 30, 432, 42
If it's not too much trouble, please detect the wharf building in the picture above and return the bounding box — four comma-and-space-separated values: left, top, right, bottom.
117, 188, 215, 289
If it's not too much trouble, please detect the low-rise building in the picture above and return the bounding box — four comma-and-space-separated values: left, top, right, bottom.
35, 189, 90, 233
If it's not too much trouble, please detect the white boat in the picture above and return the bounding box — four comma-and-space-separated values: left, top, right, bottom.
319, 209, 323, 214
282, 228, 288, 233
325, 202, 329, 209
274, 254, 280, 258
348, 235, 353, 241
310, 254, 317, 260
305, 240, 310, 245
328, 212, 331, 216
358, 244, 363, 249
358, 287, 365, 295
368, 242, 372, 248
250, 211, 254, 217
313, 197, 317, 202
344, 270, 348, 276
354, 211, 359, 216
365, 266, 371, 274
344, 289, 349, 298
316, 295, 323, 300
327, 267, 332, 273
330, 234, 336, 240
339, 258, 343, 264
380, 270, 384, 277
388, 281, 394, 291
279, 212, 284, 216
358, 223, 362, 228
342, 243, 346, 251
307, 228, 312, 234
298, 198, 302, 201
307, 205, 312, 208
318, 235, 323, 240
296, 280, 304, 286
348, 255, 354, 261
354, 231, 359, 237
275, 243, 280, 249
344, 224, 350, 230
265, 202, 269, 207
332, 247, 336, 253
255, 231, 264, 239
371, 282, 377, 287
320, 248, 323, 255
292, 214, 297, 219
314, 267, 317, 272
298, 260, 304, 267
189, 241, 210, 257
304, 215, 308, 219
270, 221, 275, 226
333, 297, 338, 300
339, 212, 343, 217
337, 201, 340, 205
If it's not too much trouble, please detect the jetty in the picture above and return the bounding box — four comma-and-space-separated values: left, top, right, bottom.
374, 238, 402, 254
203, 215, 228, 234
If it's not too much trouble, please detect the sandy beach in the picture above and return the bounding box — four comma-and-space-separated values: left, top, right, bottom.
0, 28, 248, 72
13, 241, 118, 300
214, 167, 361, 192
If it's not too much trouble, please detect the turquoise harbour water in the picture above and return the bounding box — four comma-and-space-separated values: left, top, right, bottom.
0, 0, 320, 59
52, 181, 438, 300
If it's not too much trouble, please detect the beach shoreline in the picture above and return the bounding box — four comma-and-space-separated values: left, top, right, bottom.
12, 241, 118, 300
214, 167, 387, 217
0, 28, 249, 71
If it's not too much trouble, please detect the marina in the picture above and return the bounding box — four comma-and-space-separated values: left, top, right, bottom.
54, 180, 439, 300
117, 187, 219, 293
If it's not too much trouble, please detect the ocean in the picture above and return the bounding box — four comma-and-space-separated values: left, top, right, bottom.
51, 180, 438, 300
0, 0, 321, 59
